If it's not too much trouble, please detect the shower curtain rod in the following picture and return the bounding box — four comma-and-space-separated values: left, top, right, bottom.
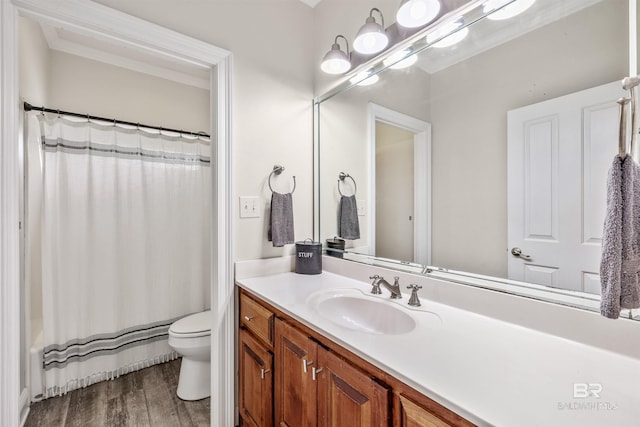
23, 102, 211, 139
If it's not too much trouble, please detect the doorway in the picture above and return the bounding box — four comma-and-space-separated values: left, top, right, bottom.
368, 103, 432, 265
1, 2, 232, 426
375, 121, 415, 261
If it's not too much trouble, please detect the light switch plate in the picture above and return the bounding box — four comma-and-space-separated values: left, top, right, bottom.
239, 196, 260, 218
357, 199, 366, 216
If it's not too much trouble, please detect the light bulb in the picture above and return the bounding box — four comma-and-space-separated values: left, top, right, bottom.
350, 70, 379, 86
320, 36, 351, 75
396, 0, 441, 28
426, 18, 469, 48
353, 9, 389, 54
383, 50, 418, 70
483, 0, 535, 20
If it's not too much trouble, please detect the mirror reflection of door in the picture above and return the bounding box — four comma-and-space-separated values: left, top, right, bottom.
375, 121, 415, 261
507, 81, 626, 293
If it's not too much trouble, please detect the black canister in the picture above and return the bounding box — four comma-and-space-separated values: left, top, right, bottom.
295, 238, 322, 274
326, 237, 345, 258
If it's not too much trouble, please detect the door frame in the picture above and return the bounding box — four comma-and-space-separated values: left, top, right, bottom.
367, 103, 432, 265
0, 1, 234, 426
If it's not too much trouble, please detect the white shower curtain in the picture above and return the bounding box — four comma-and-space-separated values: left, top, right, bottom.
33, 114, 211, 397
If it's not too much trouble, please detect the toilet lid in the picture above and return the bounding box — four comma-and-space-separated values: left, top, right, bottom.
169, 310, 211, 335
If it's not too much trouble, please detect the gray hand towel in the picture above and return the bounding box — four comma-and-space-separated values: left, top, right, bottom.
268, 192, 294, 247
338, 195, 360, 240
600, 155, 640, 318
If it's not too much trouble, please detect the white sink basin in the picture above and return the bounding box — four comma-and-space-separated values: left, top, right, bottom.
307, 289, 419, 335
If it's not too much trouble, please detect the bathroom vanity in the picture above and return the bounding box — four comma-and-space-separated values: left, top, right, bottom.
238, 287, 471, 427
236, 256, 640, 427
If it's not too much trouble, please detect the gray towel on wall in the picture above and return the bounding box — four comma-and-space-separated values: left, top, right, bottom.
268, 192, 294, 247
600, 155, 640, 318
338, 195, 360, 240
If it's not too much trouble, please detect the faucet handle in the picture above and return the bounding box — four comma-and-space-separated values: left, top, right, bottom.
407, 284, 422, 307
369, 275, 382, 295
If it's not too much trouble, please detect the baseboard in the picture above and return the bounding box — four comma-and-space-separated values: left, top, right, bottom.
19, 388, 30, 427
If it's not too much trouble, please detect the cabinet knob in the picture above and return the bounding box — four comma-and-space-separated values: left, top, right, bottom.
312, 367, 323, 381
261, 368, 271, 379
244, 315, 254, 322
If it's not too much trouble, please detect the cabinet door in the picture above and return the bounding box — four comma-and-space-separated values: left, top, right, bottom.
398, 394, 456, 427
317, 347, 390, 427
274, 319, 318, 427
239, 329, 273, 427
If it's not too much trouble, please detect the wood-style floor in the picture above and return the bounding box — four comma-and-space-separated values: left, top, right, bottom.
24, 358, 210, 427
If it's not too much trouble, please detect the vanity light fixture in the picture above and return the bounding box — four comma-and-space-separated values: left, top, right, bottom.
383, 49, 418, 70
350, 70, 380, 86
483, 0, 535, 20
396, 0, 441, 28
353, 8, 389, 55
426, 18, 469, 48
320, 35, 351, 74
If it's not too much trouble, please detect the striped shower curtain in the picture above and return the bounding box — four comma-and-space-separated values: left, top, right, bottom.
32, 114, 211, 397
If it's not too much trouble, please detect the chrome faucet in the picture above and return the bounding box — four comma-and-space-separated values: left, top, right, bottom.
407, 284, 422, 307
369, 275, 402, 299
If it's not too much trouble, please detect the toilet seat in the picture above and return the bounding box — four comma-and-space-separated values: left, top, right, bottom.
169, 310, 211, 338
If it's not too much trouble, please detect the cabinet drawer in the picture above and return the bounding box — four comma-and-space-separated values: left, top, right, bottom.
240, 293, 274, 346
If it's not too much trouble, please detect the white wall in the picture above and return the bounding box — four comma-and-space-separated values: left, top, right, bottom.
19, 17, 49, 347
94, 0, 316, 260
19, 17, 49, 106
18, 14, 51, 399
47, 51, 210, 132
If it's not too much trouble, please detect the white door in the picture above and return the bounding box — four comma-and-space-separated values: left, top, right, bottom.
507, 81, 626, 293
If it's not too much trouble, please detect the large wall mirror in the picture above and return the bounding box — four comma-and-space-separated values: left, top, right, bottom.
315, 0, 636, 312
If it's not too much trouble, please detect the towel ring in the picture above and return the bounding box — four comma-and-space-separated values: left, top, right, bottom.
269, 165, 296, 193
338, 172, 357, 196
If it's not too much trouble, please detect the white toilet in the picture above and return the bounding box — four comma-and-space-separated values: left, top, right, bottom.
168, 310, 211, 400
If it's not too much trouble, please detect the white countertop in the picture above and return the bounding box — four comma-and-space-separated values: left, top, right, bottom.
236, 268, 640, 427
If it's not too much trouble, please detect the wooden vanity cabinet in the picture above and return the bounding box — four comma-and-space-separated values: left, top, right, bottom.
238, 288, 474, 427
397, 393, 457, 427
274, 318, 318, 426
239, 329, 273, 427
317, 346, 390, 427
239, 291, 276, 427
274, 318, 390, 427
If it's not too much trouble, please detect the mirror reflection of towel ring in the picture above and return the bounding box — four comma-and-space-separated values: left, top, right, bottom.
269, 165, 296, 193
338, 172, 357, 196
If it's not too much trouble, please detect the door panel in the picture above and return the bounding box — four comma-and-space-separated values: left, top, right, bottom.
239, 329, 273, 427
274, 319, 317, 427
317, 347, 390, 427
